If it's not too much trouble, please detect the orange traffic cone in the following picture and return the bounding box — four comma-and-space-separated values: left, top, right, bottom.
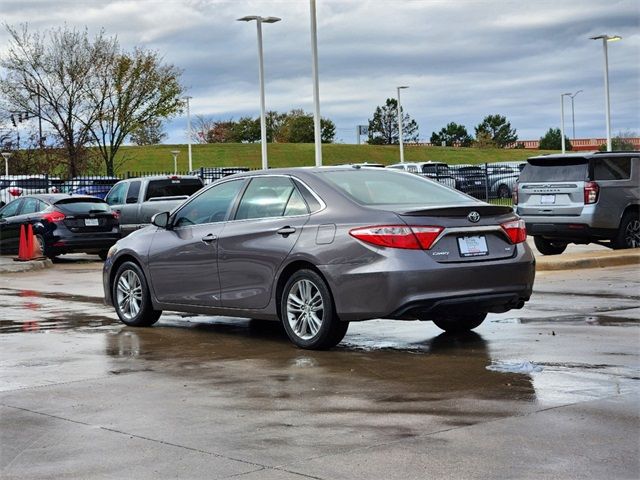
29, 225, 46, 260
15, 225, 29, 261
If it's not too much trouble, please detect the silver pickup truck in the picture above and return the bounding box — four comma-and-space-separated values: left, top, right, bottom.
104, 175, 204, 236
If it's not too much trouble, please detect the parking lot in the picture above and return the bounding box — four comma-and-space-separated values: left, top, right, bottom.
1, 253, 638, 479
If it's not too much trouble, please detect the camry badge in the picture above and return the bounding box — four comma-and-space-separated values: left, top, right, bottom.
467, 211, 481, 223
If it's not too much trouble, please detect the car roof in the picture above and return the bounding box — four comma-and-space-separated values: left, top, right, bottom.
528, 151, 640, 161
116, 175, 203, 181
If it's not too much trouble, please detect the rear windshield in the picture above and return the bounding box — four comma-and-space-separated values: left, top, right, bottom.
519, 158, 589, 182
145, 179, 203, 201
54, 198, 111, 213
421, 164, 450, 175
322, 169, 472, 206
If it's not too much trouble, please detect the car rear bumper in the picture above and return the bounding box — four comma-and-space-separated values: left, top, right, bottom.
524, 222, 616, 241
318, 244, 535, 321
47, 233, 120, 255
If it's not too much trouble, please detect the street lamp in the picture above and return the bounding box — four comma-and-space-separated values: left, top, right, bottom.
170, 150, 180, 175
1, 152, 12, 177
237, 15, 281, 170
561, 92, 572, 154
568, 90, 583, 141
397, 86, 409, 163
309, 0, 322, 166
184, 96, 193, 172
590, 34, 622, 151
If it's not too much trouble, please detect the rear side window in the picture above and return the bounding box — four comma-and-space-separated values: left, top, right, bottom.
593, 158, 632, 181
235, 177, 300, 220
519, 158, 589, 182
145, 179, 203, 200
20, 198, 47, 214
55, 199, 110, 214
126, 181, 141, 204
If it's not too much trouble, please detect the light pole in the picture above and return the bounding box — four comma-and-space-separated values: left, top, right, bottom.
561, 92, 571, 154
568, 90, 583, 140
397, 86, 409, 163
238, 15, 281, 170
170, 150, 180, 175
1, 152, 12, 177
309, 0, 322, 166
184, 96, 193, 171
590, 34, 621, 151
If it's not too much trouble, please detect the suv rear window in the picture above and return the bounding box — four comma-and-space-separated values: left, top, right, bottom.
145, 178, 203, 200
519, 158, 589, 182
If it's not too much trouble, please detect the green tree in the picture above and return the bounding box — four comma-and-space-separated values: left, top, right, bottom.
279, 109, 335, 143
129, 118, 167, 145
232, 116, 260, 143
539, 128, 571, 150
474, 114, 517, 148
207, 120, 237, 143
430, 122, 473, 147
367, 98, 419, 145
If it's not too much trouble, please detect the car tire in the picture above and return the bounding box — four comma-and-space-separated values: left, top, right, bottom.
533, 236, 568, 255
34, 234, 47, 258
432, 313, 487, 333
612, 212, 640, 250
497, 184, 511, 199
112, 261, 162, 327
280, 269, 348, 350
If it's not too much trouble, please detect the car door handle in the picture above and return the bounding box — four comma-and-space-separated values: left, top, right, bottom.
276, 226, 296, 237
201, 233, 217, 243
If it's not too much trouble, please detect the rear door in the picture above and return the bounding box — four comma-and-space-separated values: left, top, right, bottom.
217, 176, 310, 309
517, 157, 589, 216
592, 156, 636, 226
0, 199, 24, 252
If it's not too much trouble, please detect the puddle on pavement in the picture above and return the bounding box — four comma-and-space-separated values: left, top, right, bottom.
493, 314, 640, 326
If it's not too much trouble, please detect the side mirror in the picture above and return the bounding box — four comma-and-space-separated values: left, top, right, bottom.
151, 211, 170, 229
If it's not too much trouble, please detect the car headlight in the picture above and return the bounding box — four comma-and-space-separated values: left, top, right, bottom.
107, 244, 118, 260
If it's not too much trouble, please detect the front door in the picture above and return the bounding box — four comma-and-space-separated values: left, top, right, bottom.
147, 179, 245, 306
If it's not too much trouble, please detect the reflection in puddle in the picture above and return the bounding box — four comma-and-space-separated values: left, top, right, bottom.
493, 315, 639, 326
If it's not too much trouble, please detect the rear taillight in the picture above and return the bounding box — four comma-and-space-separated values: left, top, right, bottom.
111, 211, 120, 220
584, 181, 599, 204
512, 184, 518, 205
501, 219, 527, 244
349, 225, 443, 250
8, 188, 22, 197
41, 211, 66, 223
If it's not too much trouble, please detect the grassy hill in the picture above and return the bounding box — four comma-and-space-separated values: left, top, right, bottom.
112, 143, 557, 174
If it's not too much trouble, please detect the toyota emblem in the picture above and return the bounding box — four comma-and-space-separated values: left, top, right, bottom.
467, 211, 481, 223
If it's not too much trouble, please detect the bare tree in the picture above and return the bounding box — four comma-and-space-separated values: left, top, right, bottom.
192, 115, 216, 143
0, 24, 115, 176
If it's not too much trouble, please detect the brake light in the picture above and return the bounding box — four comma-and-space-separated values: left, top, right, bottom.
349, 225, 443, 250
111, 211, 120, 220
584, 181, 599, 204
41, 211, 66, 223
8, 188, 22, 197
512, 184, 518, 205
501, 219, 527, 244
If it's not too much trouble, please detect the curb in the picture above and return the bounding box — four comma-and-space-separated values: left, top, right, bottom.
0, 258, 53, 274
536, 250, 640, 271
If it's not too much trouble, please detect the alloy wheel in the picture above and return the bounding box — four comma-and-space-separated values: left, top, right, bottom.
116, 269, 143, 320
286, 279, 324, 340
625, 219, 640, 248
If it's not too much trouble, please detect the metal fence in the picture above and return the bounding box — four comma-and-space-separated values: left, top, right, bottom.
1, 164, 520, 206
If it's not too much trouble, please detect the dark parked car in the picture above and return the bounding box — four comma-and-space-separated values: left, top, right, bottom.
452, 165, 488, 198
69, 177, 120, 199
0, 194, 120, 260
104, 167, 535, 349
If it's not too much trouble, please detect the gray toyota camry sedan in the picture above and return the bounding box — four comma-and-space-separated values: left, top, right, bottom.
103, 167, 535, 349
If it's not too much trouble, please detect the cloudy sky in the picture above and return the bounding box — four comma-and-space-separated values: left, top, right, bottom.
2, 0, 639, 144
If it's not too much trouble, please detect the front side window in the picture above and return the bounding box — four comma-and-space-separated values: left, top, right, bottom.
173, 180, 244, 228
0, 200, 22, 218
105, 182, 127, 205
235, 177, 304, 220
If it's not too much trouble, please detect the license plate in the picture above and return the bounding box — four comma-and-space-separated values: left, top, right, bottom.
540, 194, 556, 204
85, 218, 99, 226
457, 235, 488, 257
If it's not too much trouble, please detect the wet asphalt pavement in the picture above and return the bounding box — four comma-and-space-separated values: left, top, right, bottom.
0, 257, 639, 479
